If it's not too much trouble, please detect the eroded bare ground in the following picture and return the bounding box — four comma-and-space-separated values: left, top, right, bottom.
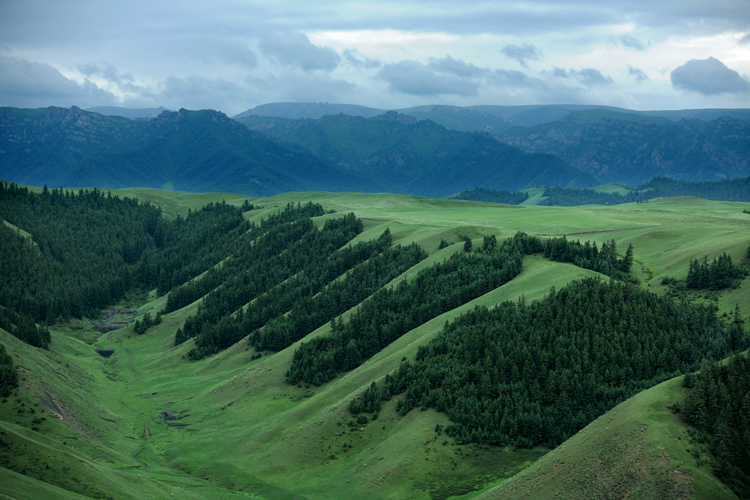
95, 308, 136, 333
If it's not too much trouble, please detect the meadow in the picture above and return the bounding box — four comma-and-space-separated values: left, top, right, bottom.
1, 188, 747, 500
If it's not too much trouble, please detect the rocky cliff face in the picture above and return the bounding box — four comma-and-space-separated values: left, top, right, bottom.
494, 113, 750, 184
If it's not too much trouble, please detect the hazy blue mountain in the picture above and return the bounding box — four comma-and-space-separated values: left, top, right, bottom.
234, 102, 385, 119
234, 101, 750, 132
494, 110, 750, 185
239, 111, 596, 196
469, 104, 750, 126
396, 105, 523, 133
0, 106, 383, 196
85, 106, 171, 119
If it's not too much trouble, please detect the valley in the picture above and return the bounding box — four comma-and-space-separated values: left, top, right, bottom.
0, 187, 748, 499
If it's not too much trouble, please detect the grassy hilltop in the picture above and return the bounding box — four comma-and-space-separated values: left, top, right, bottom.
1, 188, 748, 500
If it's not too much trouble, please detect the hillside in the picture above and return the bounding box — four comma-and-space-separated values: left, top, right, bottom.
0, 106, 380, 196
495, 110, 750, 185
237, 111, 596, 196
453, 176, 750, 206
1, 186, 748, 500
480, 375, 739, 500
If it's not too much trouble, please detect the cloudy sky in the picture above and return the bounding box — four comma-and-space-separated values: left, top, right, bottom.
1, 0, 749, 115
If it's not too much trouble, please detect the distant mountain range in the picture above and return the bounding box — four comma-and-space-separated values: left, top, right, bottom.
232, 102, 750, 129
3, 103, 749, 197
85, 106, 171, 120
494, 110, 750, 185
236, 111, 595, 196
0, 106, 590, 196
237, 103, 750, 186
0, 106, 383, 195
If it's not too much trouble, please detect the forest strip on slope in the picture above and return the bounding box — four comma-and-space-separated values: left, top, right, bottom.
679, 349, 750, 499
0, 182, 293, 350
453, 176, 750, 206
353, 277, 739, 450
286, 233, 636, 386
173, 212, 430, 360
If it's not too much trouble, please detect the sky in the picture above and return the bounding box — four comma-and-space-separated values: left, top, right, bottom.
0, 0, 749, 116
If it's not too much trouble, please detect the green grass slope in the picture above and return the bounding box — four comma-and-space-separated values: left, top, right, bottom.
479, 376, 739, 500
1, 188, 748, 500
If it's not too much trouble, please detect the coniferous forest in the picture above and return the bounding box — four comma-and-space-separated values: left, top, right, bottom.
680, 351, 750, 498
0, 182, 252, 330
364, 278, 733, 448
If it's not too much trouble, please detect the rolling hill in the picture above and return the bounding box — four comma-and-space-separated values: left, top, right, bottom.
1, 185, 748, 500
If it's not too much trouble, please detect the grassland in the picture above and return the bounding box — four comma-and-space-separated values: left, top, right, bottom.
1, 188, 748, 500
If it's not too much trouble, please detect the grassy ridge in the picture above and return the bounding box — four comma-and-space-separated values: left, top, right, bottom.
480, 376, 739, 500
1, 189, 748, 499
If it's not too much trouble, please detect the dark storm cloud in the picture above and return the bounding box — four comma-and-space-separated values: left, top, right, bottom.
500, 43, 542, 67
377, 60, 480, 96
0, 55, 117, 108
377, 56, 547, 97
573, 68, 614, 86
492, 69, 544, 88
620, 35, 647, 50
259, 32, 340, 72
342, 48, 381, 68
627, 65, 649, 82
548, 67, 613, 86
671, 57, 750, 95
549, 67, 569, 79
428, 56, 490, 78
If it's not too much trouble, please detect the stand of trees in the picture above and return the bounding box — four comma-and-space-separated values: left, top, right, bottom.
0, 308, 50, 350
164, 202, 327, 315
249, 237, 427, 352
0, 182, 254, 345
365, 278, 731, 449
286, 233, 542, 386
0, 343, 17, 398
680, 350, 750, 498
287, 233, 640, 387
686, 254, 747, 290
451, 188, 529, 205
133, 311, 162, 335
175, 210, 376, 359
544, 237, 635, 282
